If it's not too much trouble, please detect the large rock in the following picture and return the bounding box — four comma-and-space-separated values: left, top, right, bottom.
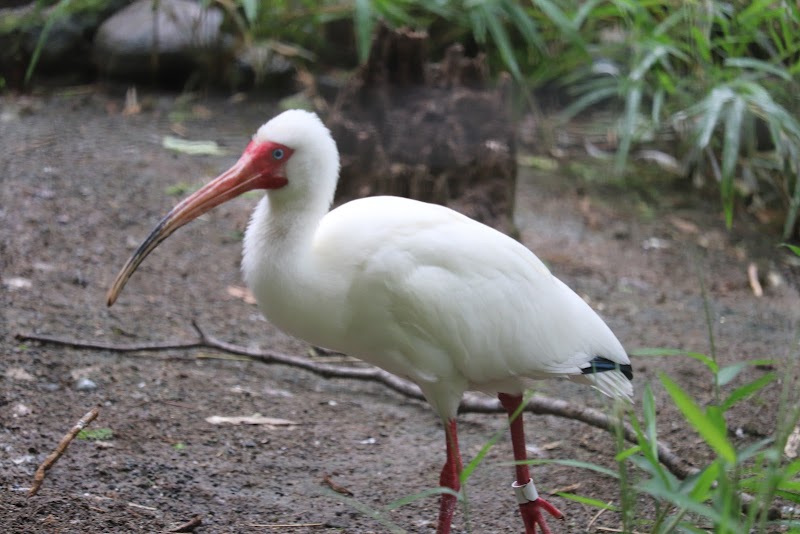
93, 0, 230, 83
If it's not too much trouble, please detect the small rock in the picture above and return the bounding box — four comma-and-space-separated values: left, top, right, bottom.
12, 403, 31, 417
642, 237, 670, 250
6, 367, 34, 381
75, 377, 98, 391
12, 454, 36, 465
2, 277, 32, 290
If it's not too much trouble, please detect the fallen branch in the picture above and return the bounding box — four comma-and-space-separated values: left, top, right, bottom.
16, 327, 691, 479
28, 407, 100, 497
18, 327, 782, 519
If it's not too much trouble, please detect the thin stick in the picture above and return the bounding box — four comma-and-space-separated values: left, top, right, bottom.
166, 515, 202, 533
28, 407, 100, 497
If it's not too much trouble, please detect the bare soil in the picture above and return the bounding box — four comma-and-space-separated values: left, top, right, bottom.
2, 87, 798, 533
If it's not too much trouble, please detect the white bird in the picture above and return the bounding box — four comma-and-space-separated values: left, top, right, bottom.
108, 109, 633, 534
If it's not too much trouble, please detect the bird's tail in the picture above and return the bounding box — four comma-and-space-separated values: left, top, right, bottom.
576, 356, 634, 400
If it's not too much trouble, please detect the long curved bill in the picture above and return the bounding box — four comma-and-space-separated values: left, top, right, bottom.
106, 147, 284, 306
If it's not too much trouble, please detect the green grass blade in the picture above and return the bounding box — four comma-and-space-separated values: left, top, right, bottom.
530, 0, 581, 48
321, 488, 407, 533
687, 461, 720, 502
521, 459, 619, 479
660, 373, 737, 464
386, 486, 460, 510
782, 244, 800, 256
721, 372, 776, 411
615, 445, 641, 462
557, 492, 619, 511
638, 479, 724, 524
630, 348, 718, 372
25, 0, 72, 86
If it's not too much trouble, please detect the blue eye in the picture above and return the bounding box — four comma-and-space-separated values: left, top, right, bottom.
272, 148, 284, 160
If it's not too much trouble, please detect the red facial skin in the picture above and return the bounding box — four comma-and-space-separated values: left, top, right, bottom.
107, 140, 293, 306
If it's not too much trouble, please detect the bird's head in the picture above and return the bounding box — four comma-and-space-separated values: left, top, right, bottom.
106, 109, 339, 306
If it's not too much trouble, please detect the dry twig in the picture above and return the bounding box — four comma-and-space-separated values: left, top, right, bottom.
28, 407, 100, 497
15, 326, 693, 480
322, 474, 354, 496
166, 515, 202, 533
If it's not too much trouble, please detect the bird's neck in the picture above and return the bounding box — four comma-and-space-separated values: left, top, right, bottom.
241, 192, 345, 348
246, 193, 328, 262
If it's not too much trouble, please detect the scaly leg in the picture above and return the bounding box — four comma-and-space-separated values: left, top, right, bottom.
498, 393, 564, 534
436, 418, 463, 534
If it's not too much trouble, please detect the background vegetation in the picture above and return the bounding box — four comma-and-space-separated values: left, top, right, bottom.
220, 0, 800, 241
11, 0, 800, 237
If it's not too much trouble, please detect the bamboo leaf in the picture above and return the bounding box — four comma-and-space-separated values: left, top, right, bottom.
241, 0, 258, 25
505, 0, 545, 51
721, 96, 745, 228
693, 86, 734, 149
559, 86, 618, 121
482, 4, 522, 80
354, 0, 376, 64
614, 83, 642, 173
725, 57, 792, 81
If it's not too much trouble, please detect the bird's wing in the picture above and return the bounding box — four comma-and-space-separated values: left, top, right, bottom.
315, 197, 630, 400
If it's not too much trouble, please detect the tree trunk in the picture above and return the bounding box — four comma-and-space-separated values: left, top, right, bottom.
327, 24, 517, 234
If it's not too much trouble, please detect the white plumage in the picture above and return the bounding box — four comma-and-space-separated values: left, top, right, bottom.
108, 109, 633, 534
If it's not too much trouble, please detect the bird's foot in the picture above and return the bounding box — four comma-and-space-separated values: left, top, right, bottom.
518, 498, 564, 534
511, 479, 563, 534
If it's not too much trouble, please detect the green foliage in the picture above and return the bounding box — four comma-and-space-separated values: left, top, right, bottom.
77, 427, 113, 441
554, 1, 800, 237
213, 1, 800, 237
556, 349, 798, 533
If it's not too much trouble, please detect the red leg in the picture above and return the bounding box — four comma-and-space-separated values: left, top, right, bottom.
498, 393, 564, 534
436, 418, 462, 534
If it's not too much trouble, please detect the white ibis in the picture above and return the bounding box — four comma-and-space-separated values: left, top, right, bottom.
108, 109, 633, 534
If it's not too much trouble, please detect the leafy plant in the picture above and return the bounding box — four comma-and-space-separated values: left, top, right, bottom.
551, 1, 800, 237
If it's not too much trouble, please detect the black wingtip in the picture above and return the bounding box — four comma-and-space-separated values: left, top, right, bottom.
582, 356, 633, 380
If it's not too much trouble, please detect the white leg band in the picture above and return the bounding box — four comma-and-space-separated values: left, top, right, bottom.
512, 479, 539, 503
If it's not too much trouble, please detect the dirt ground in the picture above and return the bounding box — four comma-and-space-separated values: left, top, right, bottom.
2, 87, 799, 533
